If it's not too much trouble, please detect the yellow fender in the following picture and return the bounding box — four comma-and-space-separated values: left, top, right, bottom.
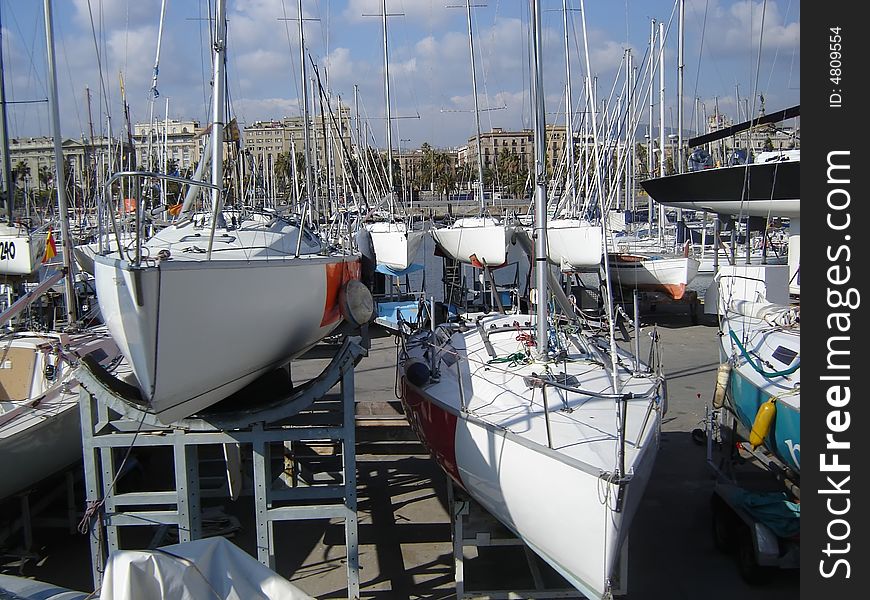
712, 363, 731, 409
749, 397, 777, 448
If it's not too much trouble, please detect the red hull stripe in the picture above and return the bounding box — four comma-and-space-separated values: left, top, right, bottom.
401, 383, 464, 488
321, 259, 362, 327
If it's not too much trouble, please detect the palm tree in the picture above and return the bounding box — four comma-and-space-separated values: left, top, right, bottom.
495, 149, 528, 199
13, 160, 30, 187
274, 152, 291, 191
38, 164, 53, 190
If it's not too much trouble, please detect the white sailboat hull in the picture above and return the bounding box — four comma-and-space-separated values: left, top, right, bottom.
400, 313, 663, 598
431, 217, 512, 266
0, 230, 47, 276
609, 255, 700, 300
94, 254, 360, 423
0, 398, 81, 499
546, 219, 603, 271
696, 252, 787, 275
365, 222, 426, 271
1, 329, 121, 499
453, 409, 657, 598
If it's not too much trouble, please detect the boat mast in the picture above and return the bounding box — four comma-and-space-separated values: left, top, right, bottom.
206, 0, 227, 260
625, 50, 634, 216
298, 0, 315, 226
380, 0, 395, 212
647, 20, 655, 236
146, 0, 168, 175
658, 20, 666, 246
0, 5, 15, 225
562, 0, 575, 211
530, 0, 548, 360
465, 0, 487, 215
353, 84, 368, 208
677, 0, 684, 174
579, 0, 619, 394
44, 0, 77, 325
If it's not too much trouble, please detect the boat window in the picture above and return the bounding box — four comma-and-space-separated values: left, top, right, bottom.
551, 373, 580, 388
179, 234, 236, 243
88, 348, 109, 363
771, 345, 798, 366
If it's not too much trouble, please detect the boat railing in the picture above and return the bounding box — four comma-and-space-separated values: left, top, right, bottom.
413, 318, 663, 462
101, 171, 223, 267
0, 269, 65, 329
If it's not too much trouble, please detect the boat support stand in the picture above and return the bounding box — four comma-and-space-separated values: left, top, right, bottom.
447, 479, 627, 598
76, 336, 367, 599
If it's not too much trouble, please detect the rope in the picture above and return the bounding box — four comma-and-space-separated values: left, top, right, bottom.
487, 351, 528, 366
729, 329, 799, 378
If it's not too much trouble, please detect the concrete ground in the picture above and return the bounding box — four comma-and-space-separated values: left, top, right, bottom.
1, 304, 799, 599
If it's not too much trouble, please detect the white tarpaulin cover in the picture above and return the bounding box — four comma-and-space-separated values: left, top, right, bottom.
0, 574, 87, 600
98, 537, 313, 600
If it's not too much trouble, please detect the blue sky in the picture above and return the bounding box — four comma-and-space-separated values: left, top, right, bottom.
2, 0, 800, 149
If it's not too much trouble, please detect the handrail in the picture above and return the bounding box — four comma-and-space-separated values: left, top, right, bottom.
0, 270, 65, 328
524, 372, 660, 402
101, 171, 223, 266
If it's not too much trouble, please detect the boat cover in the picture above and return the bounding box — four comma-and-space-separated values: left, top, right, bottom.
98, 537, 313, 600
719, 486, 801, 539
0, 574, 87, 600
375, 262, 425, 277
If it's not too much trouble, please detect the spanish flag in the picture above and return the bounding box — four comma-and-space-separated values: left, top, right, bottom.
43, 228, 57, 263
168, 203, 183, 216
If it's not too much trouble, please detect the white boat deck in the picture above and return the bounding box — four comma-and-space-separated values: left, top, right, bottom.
139, 212, 324, 262
420, 313, 662, 473
720, 308, 800, 412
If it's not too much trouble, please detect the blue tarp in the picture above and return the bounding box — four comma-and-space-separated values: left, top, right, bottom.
376, 300, 421, 326
720, 486, 801, 539
375, 263, 425, 277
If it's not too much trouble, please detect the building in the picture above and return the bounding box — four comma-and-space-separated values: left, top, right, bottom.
462, 127, 533, 173
461, 125, 572, 176
133, 119, 204, 171
704, 111, 799, 159
6, 135, 132, 196
242, 105, 353, 180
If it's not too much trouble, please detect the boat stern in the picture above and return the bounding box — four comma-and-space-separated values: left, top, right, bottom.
93, 256, 160, 398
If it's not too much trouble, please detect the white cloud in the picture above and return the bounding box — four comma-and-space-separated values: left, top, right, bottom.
5, 0, 799, 149
343, 0, 453, 27
688, 0, 799, 55
233, 97, 302, 122
71, 0, 163, 30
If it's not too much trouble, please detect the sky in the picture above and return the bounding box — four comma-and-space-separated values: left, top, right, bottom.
1, 0, 800, 150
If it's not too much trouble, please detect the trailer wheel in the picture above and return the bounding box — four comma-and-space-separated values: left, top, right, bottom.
737, 526, 771, 584
711, 494, 735, 552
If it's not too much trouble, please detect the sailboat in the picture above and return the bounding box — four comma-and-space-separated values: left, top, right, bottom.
607, 247, 700, 300
0, 7, 47, 278
0, 223, 48, 277
714, 266, 800, 475
640, 107, 800, 221
643, 100, 801, 473
362, 1, 425, 274
430, 0, 513, 269
0, 328, 122, 499
93, 0, 362, 424
1, 0, 123, 500
606, 17, 699, 301
544, 1, 603, 273
399, 3, 664, 598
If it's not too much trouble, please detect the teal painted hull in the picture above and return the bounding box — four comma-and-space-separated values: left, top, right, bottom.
730, 369, 800, 474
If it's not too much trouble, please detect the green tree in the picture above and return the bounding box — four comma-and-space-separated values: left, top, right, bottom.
635, 143, 648, 178
495, 148, 528, 199
38, 165, 53, 190
12, 160, 30, 187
